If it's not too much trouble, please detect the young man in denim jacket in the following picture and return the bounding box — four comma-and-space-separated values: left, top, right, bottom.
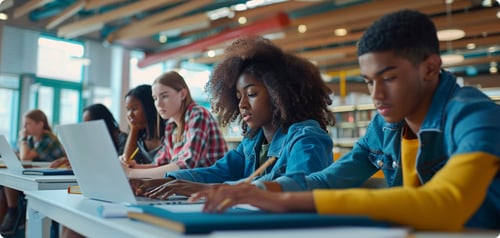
194, 10, 500, 231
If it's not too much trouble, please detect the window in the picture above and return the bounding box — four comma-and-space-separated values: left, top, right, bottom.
129, 51, 164, 88
34, 36, 84, 126
0, 74, 20, 144
30, 78, 82, 127
129, 52, 211, 109
37, 36, 85, 82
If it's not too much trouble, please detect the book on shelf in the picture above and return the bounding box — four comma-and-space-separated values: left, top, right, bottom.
128, 205, 393, 234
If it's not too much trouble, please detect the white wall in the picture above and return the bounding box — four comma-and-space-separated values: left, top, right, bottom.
0, 25, 38, 74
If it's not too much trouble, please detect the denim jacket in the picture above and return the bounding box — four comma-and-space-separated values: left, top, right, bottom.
274, 71, 500, 228
167, 119, 333, 183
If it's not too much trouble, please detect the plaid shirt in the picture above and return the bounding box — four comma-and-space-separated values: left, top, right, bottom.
154, 104, 227, 169
26, 132, 65, 162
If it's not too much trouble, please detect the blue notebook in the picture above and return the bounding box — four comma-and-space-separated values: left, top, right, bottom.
128, 205, 393, 234
22, 168, 74, 176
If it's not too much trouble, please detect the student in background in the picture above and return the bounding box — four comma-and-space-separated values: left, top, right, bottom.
0, 109, 66, 236
192, 10, 500, 231
122, 85, 165, 165
83, 103, 128, 155
49, 103, 128, 168
129, 36, 336, 199
122, 71, 228, 178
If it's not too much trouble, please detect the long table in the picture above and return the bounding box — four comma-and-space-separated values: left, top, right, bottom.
25, 190, 199, 238
24, 190, 499, 238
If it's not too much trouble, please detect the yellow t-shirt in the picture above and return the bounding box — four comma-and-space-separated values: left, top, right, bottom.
401, 129, 420, 187
312, 131, 499, 230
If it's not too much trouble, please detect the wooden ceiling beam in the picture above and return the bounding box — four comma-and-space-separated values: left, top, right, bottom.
444, 55, 500, 68
298, 45, 357, 61
107, 0, 206, 42
460, 22, 500, 37
46, 0, 86, 29
440, 34, 500, 50
13, 0, 53, 19
190, 55, 224, 65
113, 12, 209, 42
418, 0, 473, 15
176, 1, 318, 48
290, 0, 439, 30
316, 54, 358, 67
234, 1, 317, 20
433, 7, 500, 30
84, 0, 126, 10
280, 31, 363, 52
58, 0, 176, 38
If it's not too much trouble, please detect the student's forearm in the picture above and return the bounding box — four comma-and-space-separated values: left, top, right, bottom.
313, 152, 499, 231
279, 192, 316, 212
128, 163, 180, 179
19, 142, 36, 161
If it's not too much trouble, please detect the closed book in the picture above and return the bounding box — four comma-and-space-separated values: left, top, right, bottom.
22, 168, 74, 175
128, 205, 392, 234
67, 185, 81, 194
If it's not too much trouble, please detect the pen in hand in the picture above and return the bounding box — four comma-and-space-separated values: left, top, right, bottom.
216, 156, 277, 210
128, 147, 139, 163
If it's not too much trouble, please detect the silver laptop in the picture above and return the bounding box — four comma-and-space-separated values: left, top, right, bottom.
0, 135, 26, 172
0, 134, 73, 175
57, 120, 190, 205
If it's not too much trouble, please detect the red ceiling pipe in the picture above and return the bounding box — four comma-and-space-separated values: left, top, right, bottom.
138, 12, 290, 68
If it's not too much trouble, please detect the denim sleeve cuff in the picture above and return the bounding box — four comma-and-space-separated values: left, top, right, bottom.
166, 170, 196, 181
253, 181, 267, 191
274, 174, 309, 192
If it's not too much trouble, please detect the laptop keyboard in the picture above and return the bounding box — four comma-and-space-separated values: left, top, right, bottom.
135, 195, 196, 205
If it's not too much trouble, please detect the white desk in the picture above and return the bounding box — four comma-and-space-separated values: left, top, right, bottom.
0, 169, 77, 190
25, 190, 204, 238
24, 190, 499, 238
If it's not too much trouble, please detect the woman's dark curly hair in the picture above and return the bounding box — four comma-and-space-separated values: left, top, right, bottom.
207, 36, 335, 136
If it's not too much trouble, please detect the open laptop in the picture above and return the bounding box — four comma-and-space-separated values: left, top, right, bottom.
0, 135, 73, 175
57, 120, 191, 205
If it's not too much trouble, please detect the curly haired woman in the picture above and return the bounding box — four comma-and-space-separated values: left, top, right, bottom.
129, 36, 336, 199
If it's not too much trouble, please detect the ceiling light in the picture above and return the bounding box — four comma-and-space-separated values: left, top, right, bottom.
207, 50, 216, 58
262, 32, 285, 40
441, 54, 464, 65
158, 34, 167, 43
490, 66, 498, 74
70, 56, 91, 66
238, 17, 247, 25
298, 24, 307, 33
233, 4, 247, 11
497, 10, 500, 19
334, 28, 347, 36
482, 0, 492, 6
437, 29, 465, 41
0, 13, 7, 21
466, 43, 476, 50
